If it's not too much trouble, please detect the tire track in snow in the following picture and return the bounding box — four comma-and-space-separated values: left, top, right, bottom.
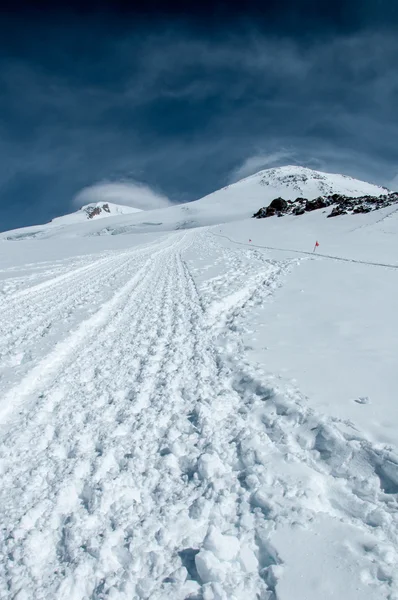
0, 253, 134, 368
0, 233, 199, 597
0, 236, 182, 390
0, 254, 115, 298
1, 229, 397, 599
0, 231, 286, 600
0, 235, 183, 425
1, 253, 117, 309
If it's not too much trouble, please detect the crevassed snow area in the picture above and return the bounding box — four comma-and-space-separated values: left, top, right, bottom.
1, 212, 398, 600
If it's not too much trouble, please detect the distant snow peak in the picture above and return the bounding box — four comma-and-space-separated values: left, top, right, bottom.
83, 203, 111, 219
79, 202, 142, 220
46, 201, 143, 227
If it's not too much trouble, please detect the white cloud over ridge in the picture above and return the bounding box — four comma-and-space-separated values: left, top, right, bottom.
390, 173, 398, 191
73, 181, 172, 211
2, 27, 398, 230
229, 151, 294, 182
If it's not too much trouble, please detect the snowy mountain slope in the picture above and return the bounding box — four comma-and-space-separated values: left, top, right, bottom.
160, 165, 388, 229
0, 202, 143, 240
1, 203, 145, 241
1, 166, 388, 240
1, 203, 398, 599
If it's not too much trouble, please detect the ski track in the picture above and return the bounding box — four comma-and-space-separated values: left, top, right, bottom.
0, 238, 178, 389
0, 254, 105, 297
0, 229, 398, 599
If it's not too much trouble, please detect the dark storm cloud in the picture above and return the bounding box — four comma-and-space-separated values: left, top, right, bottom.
3, 0, 398, 32
0, 2, 398, 230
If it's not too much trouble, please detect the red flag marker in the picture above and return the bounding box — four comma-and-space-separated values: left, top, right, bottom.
313, 240, 319, 252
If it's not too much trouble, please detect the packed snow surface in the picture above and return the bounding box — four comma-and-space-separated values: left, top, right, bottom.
1, 168, 398, 600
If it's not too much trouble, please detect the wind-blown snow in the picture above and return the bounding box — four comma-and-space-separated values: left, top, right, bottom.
0, 167, 398, 599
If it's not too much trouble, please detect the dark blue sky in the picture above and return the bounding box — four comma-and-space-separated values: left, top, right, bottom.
1, 0, 398, 231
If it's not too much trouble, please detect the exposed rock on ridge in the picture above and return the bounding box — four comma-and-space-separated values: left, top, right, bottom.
253, 192, 398, 219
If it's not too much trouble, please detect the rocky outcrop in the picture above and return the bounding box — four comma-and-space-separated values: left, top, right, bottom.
305, 197, 331, 212
84, 203, 111, 219
325, 193, 398, 217
253, 207, 273, 218
269, 197, 288, 212
253, 192, 398, 220
253, 197, 289, 219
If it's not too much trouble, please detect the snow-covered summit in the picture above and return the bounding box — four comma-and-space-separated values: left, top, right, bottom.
50, 202, 142, 225
225, 165, 388, 200
160, 165, 388, 229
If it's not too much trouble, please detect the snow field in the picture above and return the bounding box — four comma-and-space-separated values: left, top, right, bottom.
0, 227, 397, 599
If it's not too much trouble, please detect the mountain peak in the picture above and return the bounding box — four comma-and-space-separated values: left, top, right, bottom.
233, 165, 389, 198
49, 201, 142, 225
79, 202, 142, 219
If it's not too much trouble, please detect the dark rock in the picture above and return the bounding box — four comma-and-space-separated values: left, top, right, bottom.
328, 206, 347, 218
293, 207, 305, 216
253, 207, 268, 219
269, 197, 288, 212
265, 206, 277, 217
353, 205, 371, 214
330, 193, 345, 202
252, 205, 278, 218
305, 197, 329, 212
252, 191, 398, 221
87, 206, 102, 219
86, 203, 111, 219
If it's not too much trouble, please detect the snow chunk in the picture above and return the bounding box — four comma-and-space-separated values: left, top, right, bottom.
195, 550, 226, 584
195, 527, 241, 586
203, 526, 240, 561
239, 544, 258, 573
197, 453, 226, 480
